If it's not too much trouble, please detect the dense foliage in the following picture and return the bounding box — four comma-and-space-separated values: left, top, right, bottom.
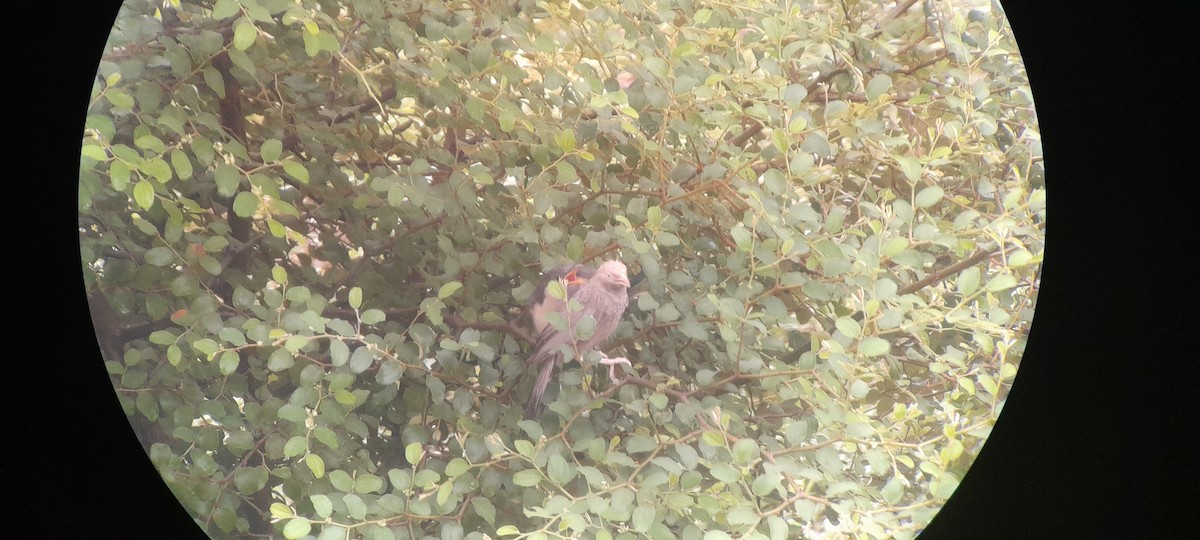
80, 0, 1043, 538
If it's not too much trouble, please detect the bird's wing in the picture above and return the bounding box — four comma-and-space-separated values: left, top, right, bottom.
527, 280, 596, 366
528, 264, 592, 335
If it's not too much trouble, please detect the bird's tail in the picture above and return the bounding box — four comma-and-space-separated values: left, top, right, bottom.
524, 359, 556, 420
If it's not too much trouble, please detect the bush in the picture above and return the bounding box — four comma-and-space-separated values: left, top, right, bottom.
80, 0, 1042, 538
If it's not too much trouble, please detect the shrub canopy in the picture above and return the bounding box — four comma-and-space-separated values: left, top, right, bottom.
81, 0, 1043, 538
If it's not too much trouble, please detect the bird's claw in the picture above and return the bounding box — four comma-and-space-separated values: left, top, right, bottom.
598, 355, 631, 383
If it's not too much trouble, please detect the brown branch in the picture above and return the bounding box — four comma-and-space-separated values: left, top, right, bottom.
898, 52, 948, 75
337, 213, 446, 288
728, 120, 764, 148
549, 190, 606, 225
871, 0, 922, 36
615, 375, 692, 403
896, 247, 1001, 296
663, 181, 727, 205
323, 306, 422, 321
445, 314, 534, 345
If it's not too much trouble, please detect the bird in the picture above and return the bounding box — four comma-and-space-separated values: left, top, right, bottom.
523, 260, 632, 420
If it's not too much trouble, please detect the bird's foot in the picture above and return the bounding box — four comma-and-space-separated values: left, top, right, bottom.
599, 356, 632, 383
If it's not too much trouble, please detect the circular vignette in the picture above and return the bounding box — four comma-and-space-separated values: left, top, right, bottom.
79, 1, 1044, 538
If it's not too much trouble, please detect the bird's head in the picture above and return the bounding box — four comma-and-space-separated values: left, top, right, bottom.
593, 260, 631, 290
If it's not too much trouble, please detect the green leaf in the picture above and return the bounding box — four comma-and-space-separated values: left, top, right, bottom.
282, 160, 309, 183
914, 185, 945, 208
302, 29, 319, 57
268, 348, 294, 371
547, 454, 575, 483
859, 337, 890, 357
170, 149, 193, 180
192, 338, 218, 356
150, 328, 175, 345
270, 502, 293, 519
106, 89, 135, 109
261, 138, 282, 162
881, 236, 909, 257
496, 526, 520, 537
782, 84, 807, 106
233, 22, 257, 50
753, 474, 781, 497
232, 191, 259, 217
349, 287, 363, 309
499, 111, 516, 132
144, 247, 174, 266
445, 458, 469, 477
732, 438, 759, 464
311, 494, 333, 518
330, 470, 354, 492
958, 266, 981, 296
233, 466, 268, 494
866, 74, 893, 101
109, 161, 130, 190
283, 436, 308, 457
431, 480, 451, 507
360, 309, 385, 325
897, 156, 922, 183
218, 350, 240, 375
141, 157, 173, 183
554, 129, 576, 153
203, 67, 225, 98
306, 454, 326, 478
554, 162, 577, 185
768, 516, 789, 540
466, 96, 485, 121
355, 473, 384, 494
133, 180, 155, 209
672, 41, 700, 58
701, 431, 724, 448
344, 493, 367, 519
405, 442, 423, 465
81, 144, 108, 162
282, 518, 311, 540
215, 164, 241, 197
326, 340, 350, 369
631, 505, 656, 532
438, 281, 462, 299
212, 0, 240, 19
730, 225, 753, 252
727, 507, 758, 526
277, 404, 307, 423
709, 463, 739, 484
986, 273, 1019, 292
87, 114, 116, 139
512, 469, 541, 487
134, 134, 166, 154
472, 497, 496, 524
377, 360, 403, 384
933, 471, 961, 499
313, 426, 339, 449
349, 346, 374, 373
1009, 249, 1036, 267
573, 315, 596, 341
835, 317, 861, 338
